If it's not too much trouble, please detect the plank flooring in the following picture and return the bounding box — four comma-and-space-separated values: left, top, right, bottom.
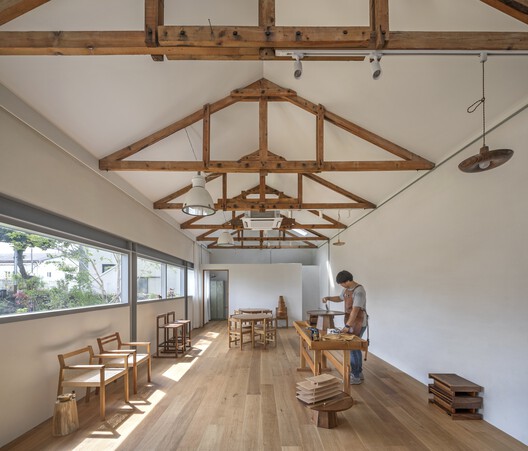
4, 321, 526, 451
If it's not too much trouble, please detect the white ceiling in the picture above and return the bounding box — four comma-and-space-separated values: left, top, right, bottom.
1, 0, 527, 247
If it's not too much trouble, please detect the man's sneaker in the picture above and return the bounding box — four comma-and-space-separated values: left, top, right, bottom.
359, 372, 365, 380
350, 375, 363, 385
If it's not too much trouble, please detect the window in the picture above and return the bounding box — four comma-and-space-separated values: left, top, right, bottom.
136, 258, 187, 301
167, 264, 184, 298
137, 257, 162, 301
0, 222, 127, 316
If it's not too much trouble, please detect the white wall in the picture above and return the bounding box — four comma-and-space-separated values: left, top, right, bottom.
0, 105, 194, 263
0, 98, 195, 446
202, 263, 303, 322
302, 266, 320, 318
317, 106, 528, 445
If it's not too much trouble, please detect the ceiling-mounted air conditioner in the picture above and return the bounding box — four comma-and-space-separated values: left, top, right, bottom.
242, 211, 283, 230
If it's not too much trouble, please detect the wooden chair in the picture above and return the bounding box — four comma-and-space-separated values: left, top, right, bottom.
275, 307, 289, 328
228, 316, 253, 350
97, 332, 151, 395
254, 316, 277, 348
57, 345, 129, 421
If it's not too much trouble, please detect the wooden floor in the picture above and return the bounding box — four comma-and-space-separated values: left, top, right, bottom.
5, 321, 526, 451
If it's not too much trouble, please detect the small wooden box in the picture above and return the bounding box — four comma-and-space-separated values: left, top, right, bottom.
428, 373, 483, 420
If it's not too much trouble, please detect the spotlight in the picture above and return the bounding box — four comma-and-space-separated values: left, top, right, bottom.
293, 53, 304, 79
369, 52, 382, 80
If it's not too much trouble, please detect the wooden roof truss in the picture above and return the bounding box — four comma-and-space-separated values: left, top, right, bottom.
1, 0, 527, 57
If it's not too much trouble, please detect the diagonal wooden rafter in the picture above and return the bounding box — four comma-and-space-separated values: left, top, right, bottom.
480, 0, 528, 24
302, 173, 376, 208
0, 0, 50, 26
100, 78, 434, 173
101, 94, 238, 163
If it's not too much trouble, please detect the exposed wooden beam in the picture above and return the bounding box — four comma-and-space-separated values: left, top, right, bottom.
160, 201, 373, 212
302, 173, 376, 207
145, 0, 164, 61
259, 98, 268, 161
1, 29, 527, 56
297, 174, 303, 205
158, 26, 372, 49
203, 104, 210, 166
222, 173, 227, 210
385, 31, 528, 50
307, 210, 346, 228
232, 78, 296, 98
480, 0, 528, 24
100, 159, 433, 172
259, 173, 266, 204
0, 26, 528, 55
0, 0, 50, 26
259, 0, 275, 27
370, 0, 389, 48
100, 95, 237, 162
210, 244, 315, 249
200, 235, 326, 242
286, 94, 434, 165
316, 104, 324, 167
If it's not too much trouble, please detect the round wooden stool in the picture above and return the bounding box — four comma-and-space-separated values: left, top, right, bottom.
309, 392, 354, 429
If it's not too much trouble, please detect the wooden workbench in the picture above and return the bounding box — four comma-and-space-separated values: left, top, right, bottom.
293, 321, 369, 394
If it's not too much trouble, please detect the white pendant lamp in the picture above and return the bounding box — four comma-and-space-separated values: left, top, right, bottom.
182, 172, 216, 216
217, 231, 235, 247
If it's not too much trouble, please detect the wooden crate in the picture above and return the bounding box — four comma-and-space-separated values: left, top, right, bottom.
428, 373, 483, 420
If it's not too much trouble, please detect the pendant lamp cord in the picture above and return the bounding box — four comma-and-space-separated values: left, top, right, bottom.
466, 54, 487, 147
185, 128, 199, 161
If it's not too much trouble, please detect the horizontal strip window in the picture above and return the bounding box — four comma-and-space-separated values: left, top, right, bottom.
136, 243, 193, 269
0, 194, 129, 252
0, 220, 129, 319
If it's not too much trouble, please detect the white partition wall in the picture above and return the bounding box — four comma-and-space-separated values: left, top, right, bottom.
202, 263, 303, 322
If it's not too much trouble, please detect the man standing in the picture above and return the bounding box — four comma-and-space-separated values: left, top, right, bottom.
323, 270, 368, 384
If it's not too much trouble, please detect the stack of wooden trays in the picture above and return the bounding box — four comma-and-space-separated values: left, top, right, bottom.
428, 373, 483, 420
296, 374, 342, 404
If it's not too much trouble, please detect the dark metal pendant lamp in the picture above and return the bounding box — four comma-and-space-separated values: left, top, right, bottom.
458, 53, 514, 173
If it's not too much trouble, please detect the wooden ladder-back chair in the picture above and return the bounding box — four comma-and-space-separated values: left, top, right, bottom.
228, 316, 253, 350
97, 332, 151, 395
57, 345, 129, 420
254, 316, 277, 348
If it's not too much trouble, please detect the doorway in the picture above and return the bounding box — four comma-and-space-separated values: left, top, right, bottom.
203, 270, 229, 323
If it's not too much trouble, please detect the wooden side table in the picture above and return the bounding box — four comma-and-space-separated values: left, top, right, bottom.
309, 392, 354, 428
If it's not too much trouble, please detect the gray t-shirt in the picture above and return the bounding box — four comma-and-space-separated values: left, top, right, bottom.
340, 285, 367, 327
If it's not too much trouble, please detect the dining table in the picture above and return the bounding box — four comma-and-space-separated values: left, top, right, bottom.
237, 307, 273, 314
230, 312, 272, 348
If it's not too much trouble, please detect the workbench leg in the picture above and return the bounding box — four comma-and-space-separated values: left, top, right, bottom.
343, 351, 351, 394
314, 351, 322, 375
299, 338, 306, 369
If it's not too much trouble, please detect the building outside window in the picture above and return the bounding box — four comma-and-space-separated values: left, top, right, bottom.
0, 223, 126, 316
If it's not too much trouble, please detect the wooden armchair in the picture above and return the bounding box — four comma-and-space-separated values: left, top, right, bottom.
97, 332, 151, 394
57, 345, 129, 420
254, 317, 277, 348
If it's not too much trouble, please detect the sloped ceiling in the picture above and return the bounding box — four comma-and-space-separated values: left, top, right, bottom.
1, 0, 527, 249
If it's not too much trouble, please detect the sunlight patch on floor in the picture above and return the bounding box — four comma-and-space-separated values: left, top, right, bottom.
72, 388, 166, 450
162, 333, 218, 381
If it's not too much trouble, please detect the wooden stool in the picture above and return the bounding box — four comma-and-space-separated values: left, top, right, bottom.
309, 392, 354, 429
52, 393, 79, 436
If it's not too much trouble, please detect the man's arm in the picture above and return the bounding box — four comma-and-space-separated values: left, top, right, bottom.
322, 296, 342, 303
